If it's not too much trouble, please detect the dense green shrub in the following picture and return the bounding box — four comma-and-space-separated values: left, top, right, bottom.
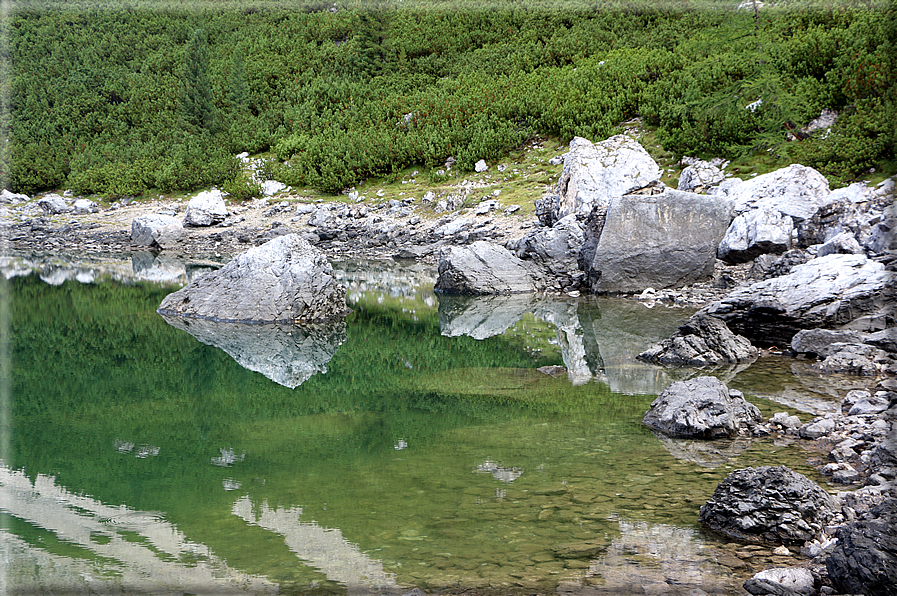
6, 0, 895, 195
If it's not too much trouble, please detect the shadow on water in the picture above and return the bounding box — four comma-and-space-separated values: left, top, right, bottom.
1, 256, 850, 595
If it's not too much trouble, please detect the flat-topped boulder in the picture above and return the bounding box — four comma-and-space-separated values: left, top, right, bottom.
581, 189, 733, 293
434, 241, 546, 295
703, 253, 896, 347
158, 234, 349, 323
722, 164, 831, 221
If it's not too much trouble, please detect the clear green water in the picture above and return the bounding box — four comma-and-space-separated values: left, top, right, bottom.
1, 258, 840, 595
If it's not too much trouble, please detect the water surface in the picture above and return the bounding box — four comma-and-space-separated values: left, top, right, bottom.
1, 254, 843, 595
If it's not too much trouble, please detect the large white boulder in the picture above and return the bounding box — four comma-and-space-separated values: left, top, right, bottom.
183, 189, 228, 227
553, 135, 662, 221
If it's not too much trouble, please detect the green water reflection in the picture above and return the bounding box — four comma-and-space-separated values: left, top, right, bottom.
2, 267, 832, 595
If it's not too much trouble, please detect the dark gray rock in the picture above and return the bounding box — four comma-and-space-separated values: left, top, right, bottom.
513, 213, 584, 291
790, 328, 866, 358
702, 254, 897, 348
826, 500, 897, 596
582, 189, 733, 293
158, 234, 349, 323
866, 328, 897, 354
864, 216, 897, 255
434, 241, 546, 295
750, 249, 810, 280
797, 195, 866, 248
698, 465, 842, 545
161, 316, 346, 388
637, 312, 757, 366
643, 376, 762, 439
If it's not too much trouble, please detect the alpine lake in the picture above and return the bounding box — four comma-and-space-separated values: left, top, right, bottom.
1, 252, 863, 596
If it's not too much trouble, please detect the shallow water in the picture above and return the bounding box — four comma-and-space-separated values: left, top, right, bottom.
1, 255, 848, 595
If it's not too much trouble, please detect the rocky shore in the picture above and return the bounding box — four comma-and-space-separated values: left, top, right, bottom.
3, 132, 896, 596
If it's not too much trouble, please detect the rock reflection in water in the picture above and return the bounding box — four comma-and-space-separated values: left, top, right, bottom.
585, 516, 743, 595
0, 463, 276, 595
0, 252, 221, 285
160, 315, 347, 388
232, 496, 401, 595
650, 430, 755, 468
437, 294, 691, 394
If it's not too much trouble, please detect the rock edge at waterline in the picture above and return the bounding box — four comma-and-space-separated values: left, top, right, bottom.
157, 234, 350, 324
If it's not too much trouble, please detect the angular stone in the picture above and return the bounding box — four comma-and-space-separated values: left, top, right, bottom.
699, 465, 841, 545
183, 189, 228, 227
637, 312, 757, 366
553, 135, 662, 221
434, 241, 545, 295
582, 189, 733, 293
703, 254, 897, 348
643, 376, 762, 439
158, 234, 349, 323
131, 214, 182, 247
728, 164, 831, 222
718, 207, 793, 264
790, 328, 865, 358
744, 567, 816, 596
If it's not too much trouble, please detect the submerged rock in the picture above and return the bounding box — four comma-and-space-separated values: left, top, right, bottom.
643, 376, 762, 439
699, 465, 841, 545
158, 234, 349, 323
743, 567, 816, 596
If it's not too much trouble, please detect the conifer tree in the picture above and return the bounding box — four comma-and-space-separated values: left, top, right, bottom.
181, 28, 216, 132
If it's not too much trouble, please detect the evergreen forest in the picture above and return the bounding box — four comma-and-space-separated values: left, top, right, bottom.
3, 0, 895, 198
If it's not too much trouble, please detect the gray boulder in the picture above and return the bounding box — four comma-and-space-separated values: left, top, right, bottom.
131, 214, 182, 247
643, 376, 762, 439
728, 164, 831, 222
797, 194, 868, 249
73, 198, 99, 214
513, 213, 585, 291
637, 312, 757, 366
434, 241, 545, 295
743, 567, 816, 596
161, 315, 346, 388
581, 189, 734, 293
814, 343, 882, 376
677, 157, 727, 193
866, 328, 897, 353
553, 135, 662, 222
750, 248, 810, 280
826, 500, 897, 596
816, 231, 863, 258
183, 189, 228, 227
864, 212, 897, 255
38, 193, 73, 215
717, 207, 793, 264
703, 253, 897, 348
158, 234, 349, 323
790, 328, 866, 357
698, 465, 842, 545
